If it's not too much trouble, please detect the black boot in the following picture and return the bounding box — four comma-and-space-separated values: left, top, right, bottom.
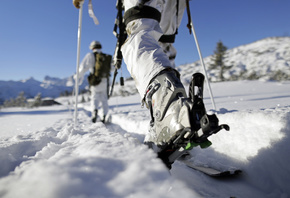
101, 114, 106, 123
92, 109, 98, 123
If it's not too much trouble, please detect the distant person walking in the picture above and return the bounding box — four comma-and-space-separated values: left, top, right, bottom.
76, 41, 112, 123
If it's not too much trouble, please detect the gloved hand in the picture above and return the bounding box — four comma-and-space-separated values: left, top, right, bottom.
73, 0, 84, 9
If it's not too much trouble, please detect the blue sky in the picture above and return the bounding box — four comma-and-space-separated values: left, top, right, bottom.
0, 0, 289, 81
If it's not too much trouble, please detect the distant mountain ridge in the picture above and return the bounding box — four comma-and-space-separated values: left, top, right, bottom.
1, 36, 290, 105
0, 76, 88, 105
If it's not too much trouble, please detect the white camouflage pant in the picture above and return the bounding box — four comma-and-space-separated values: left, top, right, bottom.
121, 0, 186, 95
90, 77, 109, 118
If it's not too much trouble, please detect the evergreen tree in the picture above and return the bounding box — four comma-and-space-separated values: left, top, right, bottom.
15, 91, 27, 107
3, 98, 15, 107
211, 40, 229, 81
33, 93, 42, 107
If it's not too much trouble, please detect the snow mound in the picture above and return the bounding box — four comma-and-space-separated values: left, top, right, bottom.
0, 111, 199, 198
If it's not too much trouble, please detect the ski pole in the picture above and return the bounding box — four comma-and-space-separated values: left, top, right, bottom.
186, 1, 216, 111
74, 0, 84, 127
191, 22, 216, 111
109, 68, 118, 97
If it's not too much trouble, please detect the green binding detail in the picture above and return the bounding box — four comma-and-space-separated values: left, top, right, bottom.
185, 140, 212, 150
185, 142, 198, 150
200, 140, 212, 149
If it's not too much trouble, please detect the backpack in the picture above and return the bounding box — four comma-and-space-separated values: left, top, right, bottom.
88, 52, 112, 86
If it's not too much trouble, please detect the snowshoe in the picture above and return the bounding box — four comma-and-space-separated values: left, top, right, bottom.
143, 70, 229, 169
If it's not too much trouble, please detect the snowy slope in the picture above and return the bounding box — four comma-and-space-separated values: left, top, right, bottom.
178, 37, 290, 83
1, 80, 290, 198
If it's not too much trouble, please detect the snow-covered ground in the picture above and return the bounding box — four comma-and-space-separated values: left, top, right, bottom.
0, 80, 290, 198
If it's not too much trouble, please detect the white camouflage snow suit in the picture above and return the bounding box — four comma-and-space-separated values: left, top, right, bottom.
77, 49, 110, 121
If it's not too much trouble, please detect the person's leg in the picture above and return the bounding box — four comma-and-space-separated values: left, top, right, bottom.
122, 1, 191, 168
90, 85, 99, 123
99, 79, 109, 123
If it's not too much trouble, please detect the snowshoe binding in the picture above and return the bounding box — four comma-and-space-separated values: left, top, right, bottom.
143, 70, 229, 169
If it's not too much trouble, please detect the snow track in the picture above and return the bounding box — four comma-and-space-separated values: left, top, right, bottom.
0, 110, 198, 198
0, 81, 290, 197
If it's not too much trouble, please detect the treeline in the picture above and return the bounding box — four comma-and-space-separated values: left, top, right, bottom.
1, 92, 42, 108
